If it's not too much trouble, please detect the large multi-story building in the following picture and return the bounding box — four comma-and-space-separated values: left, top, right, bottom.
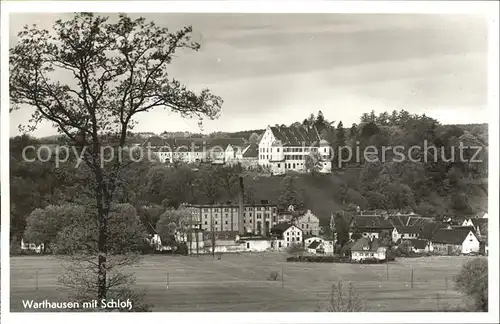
185, 203, 279, 236
258, 125, 332, 174
144, 137, 247, 165
293, 210, 321, 236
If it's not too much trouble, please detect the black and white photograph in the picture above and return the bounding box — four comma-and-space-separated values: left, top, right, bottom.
1, 1, 499, 323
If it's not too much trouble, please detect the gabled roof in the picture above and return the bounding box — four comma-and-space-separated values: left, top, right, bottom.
308, 240, 321, 249
419, 222, 448, 240
271, 223, 295, 233
471, 218, 488, 230
395, 226, 421, 234
351, 216, 393, 229
351, 237, 381, 252
431, 228, 474, 245
207, 138, 246, 150
407, 239, 428, 249
269, 125, 322, 147
242, 144, 259, 158
387, 215, 432, 227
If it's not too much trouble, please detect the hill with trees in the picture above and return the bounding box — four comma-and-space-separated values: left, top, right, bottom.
10, 109, 488, 245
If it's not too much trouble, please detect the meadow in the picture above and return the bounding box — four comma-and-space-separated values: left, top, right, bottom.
10, 253, 480, 312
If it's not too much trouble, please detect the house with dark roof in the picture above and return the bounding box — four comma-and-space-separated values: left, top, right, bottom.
349, 216, 395, 240
393, 226, 422, 241
350, 237, 388, 261
461, 218, 488, 238
240, 143, 259, 169
405, 239, 429, 254
306, 239, 334, 254
430, 228, 480, 255
270, 223, 303, 249
258, 125, 332, 175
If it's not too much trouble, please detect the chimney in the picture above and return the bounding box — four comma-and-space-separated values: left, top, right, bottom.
238, 176, 245, 235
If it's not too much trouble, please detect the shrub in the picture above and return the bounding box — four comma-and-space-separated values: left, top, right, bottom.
267, 271, 280, 281
323, 281, 365, 312
454, 258, 488, 312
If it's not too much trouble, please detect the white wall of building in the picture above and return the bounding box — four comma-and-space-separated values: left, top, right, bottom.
461, 231, 480, 254
351, 247, 387, 261
244, 239, 272, 252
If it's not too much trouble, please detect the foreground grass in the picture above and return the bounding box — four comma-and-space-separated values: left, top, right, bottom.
10, 253, 482, 312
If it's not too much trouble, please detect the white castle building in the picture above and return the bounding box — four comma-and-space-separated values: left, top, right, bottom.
258, 125, 332, 174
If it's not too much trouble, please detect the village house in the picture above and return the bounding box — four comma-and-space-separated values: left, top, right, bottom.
404, 239, 430, 254
258, 125, 332, 175
349, 215, 394, 240
306, 239, 334, 255
392, 226, 422, 242
270, 223, 303, 249
239, 143, 259, 169
350, 237, 387, 262
304, 236, 326, 247
429, 228, 480, 255
204, 231, 244, 253
239, 236, 272, 252
293, 210, 321, 236
461, 218, 488, 239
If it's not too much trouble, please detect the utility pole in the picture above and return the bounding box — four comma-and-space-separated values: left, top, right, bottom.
386, 250, 389, 280
212, 213, 216, 259
410, 268, 414, 289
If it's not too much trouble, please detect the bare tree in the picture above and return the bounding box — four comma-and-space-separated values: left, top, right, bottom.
10, 13, 222, 302
323, 281, 365, 312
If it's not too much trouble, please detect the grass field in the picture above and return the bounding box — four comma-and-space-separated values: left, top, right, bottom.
10, 253, 481, 312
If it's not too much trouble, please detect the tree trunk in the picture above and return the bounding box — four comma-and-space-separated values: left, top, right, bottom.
96, 182, 108, 301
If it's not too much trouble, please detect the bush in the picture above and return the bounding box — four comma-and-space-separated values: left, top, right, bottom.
322, 281, 365, 312
454, 258, 488, 312
359, 258, 381, 264
267, 271, 280, 281
10, 236, 22, 256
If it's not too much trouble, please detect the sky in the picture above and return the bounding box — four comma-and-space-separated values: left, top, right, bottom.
8, 13, 489, 138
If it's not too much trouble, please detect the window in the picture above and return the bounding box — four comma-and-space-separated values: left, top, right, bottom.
205, 221, 208, 225
204, 215, 208, 218
224, 208, 229, 212
225, 221, 228, 225
277, 148, 280, 152
250, 219, 252, 223
301, 224, 304, 229
287, 243, 290, 247
287, 238, 289, 241
215, 221, 218, 225
247, 243, 250, 248
277, 163, 280, 167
